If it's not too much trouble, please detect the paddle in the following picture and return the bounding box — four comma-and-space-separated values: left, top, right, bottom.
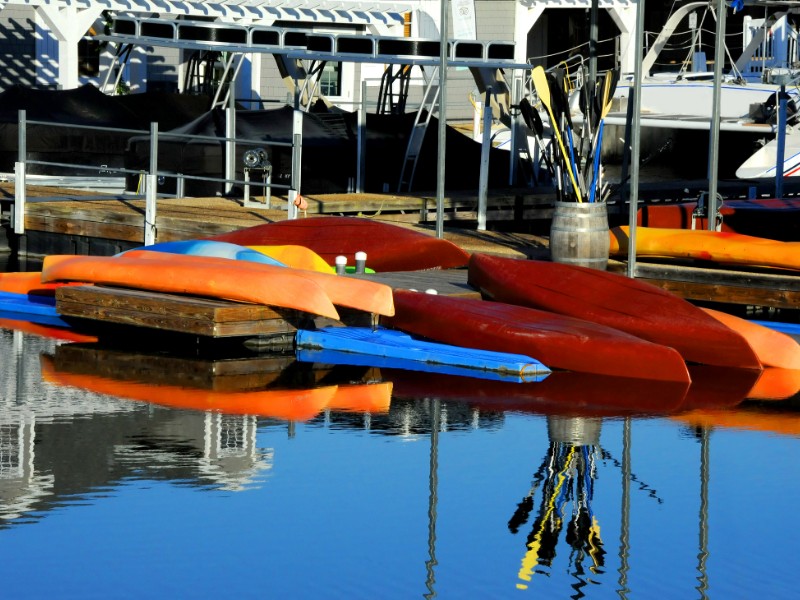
532, 66, 583, 202
519, 97, 557, 183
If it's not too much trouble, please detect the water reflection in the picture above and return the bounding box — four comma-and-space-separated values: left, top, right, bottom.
1, 316, 800, 596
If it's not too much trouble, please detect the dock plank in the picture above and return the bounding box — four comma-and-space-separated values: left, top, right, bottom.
56, 285, 319, 337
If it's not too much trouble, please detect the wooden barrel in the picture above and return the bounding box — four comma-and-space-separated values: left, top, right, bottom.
549, 201, 609, 270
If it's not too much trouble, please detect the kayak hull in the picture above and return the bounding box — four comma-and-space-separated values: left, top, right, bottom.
385, 289, 691, 383
467, 253, 762, 370
209, 216, 470, 271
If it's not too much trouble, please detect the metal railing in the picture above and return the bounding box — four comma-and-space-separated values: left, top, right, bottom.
12, 108, 301, 245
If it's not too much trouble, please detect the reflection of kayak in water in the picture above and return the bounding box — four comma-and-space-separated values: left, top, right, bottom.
328, 382, 392, 413
40, 354, 338, 421
673, 405, 800, 438
0, 317, 97, 343
679, 366, 763, 410
385, 369, 689, 417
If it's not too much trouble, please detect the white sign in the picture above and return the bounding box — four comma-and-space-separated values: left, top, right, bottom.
452, 0, 476, 40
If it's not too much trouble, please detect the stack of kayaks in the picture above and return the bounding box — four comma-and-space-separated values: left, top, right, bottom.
41, 251, 396, 321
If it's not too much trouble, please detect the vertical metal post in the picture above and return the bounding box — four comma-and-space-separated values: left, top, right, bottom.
225, 89, 236, 195
589, 0, 599, 97
176, 174, 185, 199
145, 122, 158, 245
627, 0, 646, 278
357, 80, 367, 194
289, 106, 304, 219
14, 110, 26, 234
478, 87, 492, 231
775, 85, 787, 200
435, 0, 449, 239
509, 75, 523, 186
707, 0, 726, 228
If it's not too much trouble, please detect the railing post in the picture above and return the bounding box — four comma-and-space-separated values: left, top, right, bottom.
145, 122, 158, 245
14, 109, 27, 234
288, 107, 303, 220
477, 86, 492, 231
357, 79, 367, 193
176, 173, 185, 199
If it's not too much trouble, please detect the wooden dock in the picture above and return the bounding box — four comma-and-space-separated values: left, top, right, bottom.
4, 183, 799, 322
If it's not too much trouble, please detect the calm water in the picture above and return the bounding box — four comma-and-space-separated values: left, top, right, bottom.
1, 316, 799, 599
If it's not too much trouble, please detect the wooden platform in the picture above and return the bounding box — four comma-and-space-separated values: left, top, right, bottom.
609, 260, 800, 310
53, 270, 478, 341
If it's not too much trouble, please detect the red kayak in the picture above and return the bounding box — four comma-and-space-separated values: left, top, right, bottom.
467, 253, 762, 371
385, 289, 691, 383
209, 216, 470, 272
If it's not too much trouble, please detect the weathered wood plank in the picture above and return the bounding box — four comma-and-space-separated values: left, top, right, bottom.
55, 285, 317, 337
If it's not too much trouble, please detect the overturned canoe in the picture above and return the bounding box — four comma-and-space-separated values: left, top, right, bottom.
467, 253, 762, 370
41, 253, 341, 320
385, 289, 691, 383
609, 225, 800, 272
126, 239, 287, 266
209, 216, 471, 271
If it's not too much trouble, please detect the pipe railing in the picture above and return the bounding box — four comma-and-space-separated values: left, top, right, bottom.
13, 109, 300, 245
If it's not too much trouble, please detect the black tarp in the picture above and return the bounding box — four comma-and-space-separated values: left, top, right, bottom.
125, 104, 512, 196
0, 85, 209, 175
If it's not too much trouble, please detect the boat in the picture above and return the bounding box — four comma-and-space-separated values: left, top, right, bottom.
209, 216, 471, 272
295, 326, 550, 382
41, 253, 341, 320
736, 131, 800, 179
122, 250, 395, 317
247, 245, 336, 273
609, 225, 800, 272
467, 253, 762, 370
636, 198, 800, 241
384, 289, 692, 383
700, 307, 800, 370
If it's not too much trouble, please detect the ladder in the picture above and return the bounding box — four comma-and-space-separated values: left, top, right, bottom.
398, 68, 440, 193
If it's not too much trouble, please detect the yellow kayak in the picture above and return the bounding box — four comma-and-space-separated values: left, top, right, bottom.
248, 245, 333, 273
609, 226, 800, 271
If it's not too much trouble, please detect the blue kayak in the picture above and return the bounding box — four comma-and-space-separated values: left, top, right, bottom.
121, 239, 287, 267
296, 326, 550, 382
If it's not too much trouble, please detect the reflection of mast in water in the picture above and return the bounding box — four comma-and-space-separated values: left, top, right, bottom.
513, 416, 606, 590
424, 398, 440, 600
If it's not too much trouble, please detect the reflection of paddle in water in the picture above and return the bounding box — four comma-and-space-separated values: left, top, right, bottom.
514, 417, 607, 590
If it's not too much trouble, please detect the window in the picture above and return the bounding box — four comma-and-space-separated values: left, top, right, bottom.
320, 62, 341, 97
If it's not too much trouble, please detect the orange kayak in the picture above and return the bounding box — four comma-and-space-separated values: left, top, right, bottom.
609, 226, 800, 271
41, 253, 341, 320
40, 354, 337, 421
747, 367, 800, 401
123, 250, 395, 317
700, 307, 800, 369
0, 272, 83, 296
